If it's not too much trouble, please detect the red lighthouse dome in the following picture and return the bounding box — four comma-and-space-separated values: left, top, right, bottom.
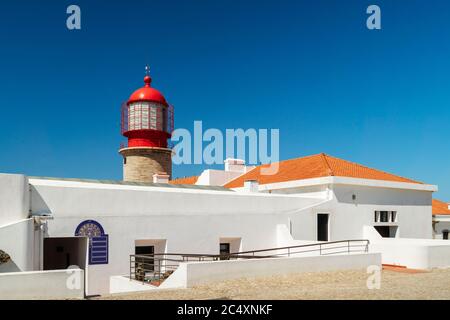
120, 68, 174, 149
128, 75, 168, 106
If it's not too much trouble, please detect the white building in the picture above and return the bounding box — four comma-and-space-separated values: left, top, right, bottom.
1, 153, 449, 297
0, 73, 449, 299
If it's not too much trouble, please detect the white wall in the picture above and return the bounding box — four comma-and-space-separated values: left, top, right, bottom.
288, 184, 433, 242
26, 177, 438, 296
196, 169, 244, 186
0, 219, 35, 272
110, 275, 158, 294
369, 238, 450, 269
29, 178, 325, 295
0, 269, 84, 299
162, 253, 381, 288
0, 174, 29, 226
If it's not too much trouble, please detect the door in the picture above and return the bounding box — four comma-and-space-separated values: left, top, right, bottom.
135, 246, 154, 273
44, 237, 88, 271
219, 243, 230, 260
317, 214, 329, 241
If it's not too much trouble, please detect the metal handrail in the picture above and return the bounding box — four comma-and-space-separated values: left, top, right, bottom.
230, 239, 369, 256
128, 239, 370, 285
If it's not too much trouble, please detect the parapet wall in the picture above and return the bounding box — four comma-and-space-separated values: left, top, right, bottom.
0, 174, 29, 226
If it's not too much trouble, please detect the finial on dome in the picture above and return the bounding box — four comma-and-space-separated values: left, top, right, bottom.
144, 65, 152, 87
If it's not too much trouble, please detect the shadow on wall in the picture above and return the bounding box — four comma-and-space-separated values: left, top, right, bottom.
30, 185, 52, 215
334, 186, 431, 206
0, 250, 20, 273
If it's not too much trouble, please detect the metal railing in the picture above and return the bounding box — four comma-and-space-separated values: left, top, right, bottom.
129, 240, 369, 285
229, 239, 370, 258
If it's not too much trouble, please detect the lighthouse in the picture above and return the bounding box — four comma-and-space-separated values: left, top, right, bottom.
119, 67, 174, 183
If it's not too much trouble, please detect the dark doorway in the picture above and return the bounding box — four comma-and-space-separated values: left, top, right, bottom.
135, 246, 154, 271
317, 214, 329, 241
44, 237, 87, 271
220, 243, 230, 260
443, 230, 449, 240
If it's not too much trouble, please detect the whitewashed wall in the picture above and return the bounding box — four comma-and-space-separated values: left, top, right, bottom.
369, 238, 450, 269
0, 269, 84, 299
0, 219, 34, 272
288, 184, 433, 241
25, 176, 439, 296
29, 178, 325, 295
163, 253, 381, 288
0, 174, 29, 226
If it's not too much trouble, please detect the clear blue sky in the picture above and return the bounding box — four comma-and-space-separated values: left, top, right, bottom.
0, 0, 449, 200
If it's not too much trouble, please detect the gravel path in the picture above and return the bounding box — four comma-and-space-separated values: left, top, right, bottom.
99, 268, 450, 300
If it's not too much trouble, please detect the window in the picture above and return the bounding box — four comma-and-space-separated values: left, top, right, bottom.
375, 211, 397, 223
128, 102, 166, 131
391, 211, 397, 222
220, 243, 230, 260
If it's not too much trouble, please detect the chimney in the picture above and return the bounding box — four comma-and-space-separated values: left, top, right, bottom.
224, 158, 245, 172
153, 172, 169, 184
448, 203, 450, 210
244, 180, 259, 193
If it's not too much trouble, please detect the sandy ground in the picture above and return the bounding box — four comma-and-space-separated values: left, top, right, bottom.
98, 268, 450, 300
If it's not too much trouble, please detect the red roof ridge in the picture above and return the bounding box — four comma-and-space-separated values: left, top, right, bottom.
323, 154, 423, 184
320, 153, 334, 176
223, 153, 424, 188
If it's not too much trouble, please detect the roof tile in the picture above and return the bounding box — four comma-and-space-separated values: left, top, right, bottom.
169, 175, 199, 185
224, 153, 422, 188
432, 199, 450, 215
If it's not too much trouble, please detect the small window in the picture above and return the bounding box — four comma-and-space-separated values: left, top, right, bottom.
375, 211, 397, 223
391, 211, 397, 222
220, 243, 230, 260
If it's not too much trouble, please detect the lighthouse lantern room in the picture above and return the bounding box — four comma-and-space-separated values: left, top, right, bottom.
119, 67, 174, 183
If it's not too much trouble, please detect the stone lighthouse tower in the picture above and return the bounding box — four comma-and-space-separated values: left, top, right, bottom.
119, 67, 174, 183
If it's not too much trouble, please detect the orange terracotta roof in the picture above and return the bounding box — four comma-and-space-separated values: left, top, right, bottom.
224, 153, 422, 188
169, 175, 198, 185
432, 199, 450, 215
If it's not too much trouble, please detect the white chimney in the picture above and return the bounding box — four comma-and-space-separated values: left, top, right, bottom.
244, 180, 259, 193
448, 203, 450, 210
224, 158, 245, 172
153, 173, 169, 184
